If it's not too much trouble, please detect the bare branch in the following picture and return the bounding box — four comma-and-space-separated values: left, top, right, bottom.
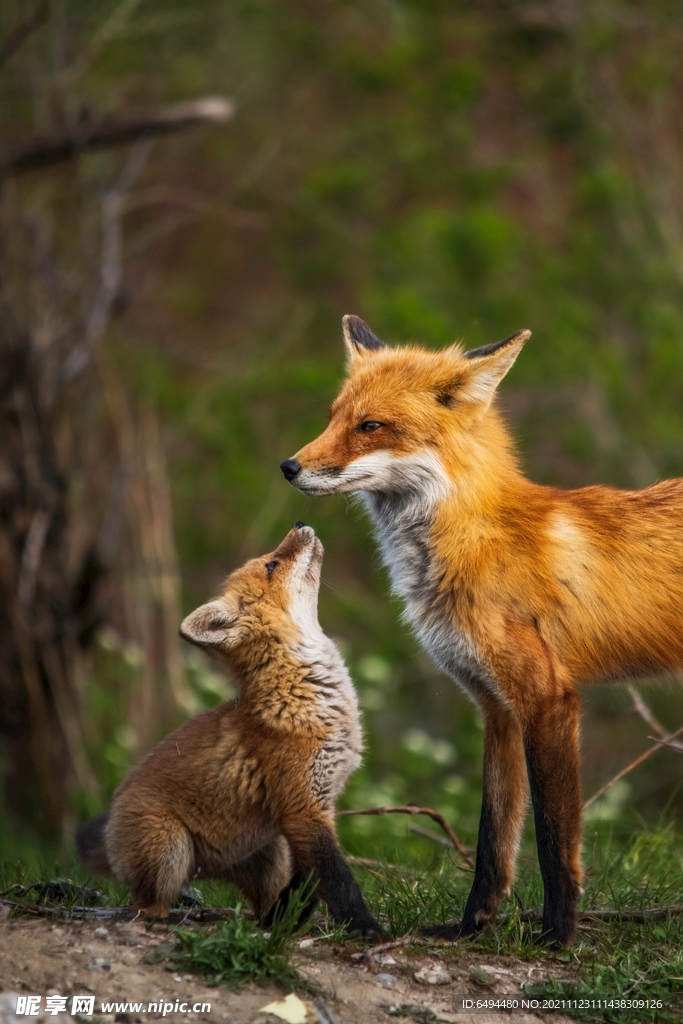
629, 683, 683, 752
0, 2, 48, 70
337, 804, 474, 868
17, 504, 54, 606
583, 722, 683, 809
0, 97, 234, 176
61, 138, 153, 382
647, 735, 683, 755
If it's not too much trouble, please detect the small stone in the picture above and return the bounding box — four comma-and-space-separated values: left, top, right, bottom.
94, 928, 109, 940
414, 966, 451, 986
297, 937, 317, 949
377, 954, 396, 965
378, 973, 398, 984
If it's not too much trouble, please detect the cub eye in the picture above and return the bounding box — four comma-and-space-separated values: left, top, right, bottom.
266, 561, 278, 576
357, 421, 383, 433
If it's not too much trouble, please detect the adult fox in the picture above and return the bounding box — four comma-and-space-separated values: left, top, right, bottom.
280, 315, 683, 946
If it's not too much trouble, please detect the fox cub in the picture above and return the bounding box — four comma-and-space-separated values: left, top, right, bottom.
77, 523, 386, 941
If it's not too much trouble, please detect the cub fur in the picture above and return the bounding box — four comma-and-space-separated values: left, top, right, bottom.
76, 523, 386, 940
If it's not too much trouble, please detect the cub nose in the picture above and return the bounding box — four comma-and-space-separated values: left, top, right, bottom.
280, 458, 301, 482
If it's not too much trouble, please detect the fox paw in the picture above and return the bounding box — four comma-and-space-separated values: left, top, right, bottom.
420, 921, 478, 942
533, 928, 573, 950
347, 923, 391, 944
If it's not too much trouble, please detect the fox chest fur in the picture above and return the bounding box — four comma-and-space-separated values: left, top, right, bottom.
364, 491, 496, 700
282, 630, 364, 807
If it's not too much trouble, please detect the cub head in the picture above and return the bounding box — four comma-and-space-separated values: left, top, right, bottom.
280, 315, 530, 499
179, 523, 323, 655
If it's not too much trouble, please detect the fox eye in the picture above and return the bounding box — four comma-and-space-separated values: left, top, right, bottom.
266, 561, 278, 576
357, 421, 383, 433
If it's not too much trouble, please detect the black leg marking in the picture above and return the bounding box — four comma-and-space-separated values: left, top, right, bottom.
525, 752, 579, 946
261, 869, 318, 930
308, 830, 388, 942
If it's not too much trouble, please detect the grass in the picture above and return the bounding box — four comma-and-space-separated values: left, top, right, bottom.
351, 822, 683, 1023
1, 825, 682, 1020
167, 895, 310, 991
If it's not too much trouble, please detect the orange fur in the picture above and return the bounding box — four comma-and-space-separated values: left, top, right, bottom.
281, 316, 683, 944
77, 524, 386, 940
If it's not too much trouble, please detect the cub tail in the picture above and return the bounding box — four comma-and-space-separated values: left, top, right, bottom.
76, 812, 112, 877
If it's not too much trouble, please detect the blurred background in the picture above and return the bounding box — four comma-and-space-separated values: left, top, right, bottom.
1, 0, 683, 862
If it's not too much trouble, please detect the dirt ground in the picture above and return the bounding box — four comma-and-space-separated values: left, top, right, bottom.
0, 914, 575, 1024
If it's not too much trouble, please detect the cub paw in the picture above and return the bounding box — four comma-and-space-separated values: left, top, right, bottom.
419, 920, 479, 942
347, 922, 391, 944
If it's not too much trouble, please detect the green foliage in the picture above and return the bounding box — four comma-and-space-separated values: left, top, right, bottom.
3, 0, 683, 859
1, 824, 682, 1016
352, 824, 683, 1022
169, 890, 313, 990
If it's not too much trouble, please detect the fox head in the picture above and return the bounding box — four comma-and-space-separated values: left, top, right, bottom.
281, 315, 530, 500
179, 523, 324, 656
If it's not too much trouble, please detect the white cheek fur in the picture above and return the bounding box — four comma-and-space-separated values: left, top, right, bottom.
296, 448, 452, 506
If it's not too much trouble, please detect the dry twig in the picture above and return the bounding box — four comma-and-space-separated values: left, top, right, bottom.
337, 804, 474, 868
583, 722, 683, 809
647, 735, 683, 755
509, 904, 683, 924
363, 934, 417, 961
628, 684, 683, 752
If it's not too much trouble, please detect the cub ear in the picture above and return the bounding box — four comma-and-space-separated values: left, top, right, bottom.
179, 599, 239, 649
342, 314, 386, 363
460, 329, 530, 409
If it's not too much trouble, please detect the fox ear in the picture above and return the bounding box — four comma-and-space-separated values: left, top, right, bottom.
342, 314, 385, 363
460, 329, 530, 408
179, 598, 240, 649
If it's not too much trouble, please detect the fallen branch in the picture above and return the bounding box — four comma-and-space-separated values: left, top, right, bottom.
583, 722, 683, 809
509, 904, 683, 924
0, 899, 252, 923
363, 934, 417, 961
1, 97, 234, 175
337, 804, 474, 869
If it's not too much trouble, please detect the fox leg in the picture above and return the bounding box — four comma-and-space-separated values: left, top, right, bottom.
519, 686, 582, 946
278, 810, 388, 942
107, 813, 194, 918
423, 694, 528, 940
224, 836, 293, 921
493, 622, 583, 946
260, 866, 318, 930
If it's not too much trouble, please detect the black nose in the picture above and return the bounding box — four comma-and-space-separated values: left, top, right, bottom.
294, 521, 306, 529
280, 458, 301, 482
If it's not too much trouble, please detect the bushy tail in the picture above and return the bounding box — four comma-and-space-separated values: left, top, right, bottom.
76, 812, 112, 877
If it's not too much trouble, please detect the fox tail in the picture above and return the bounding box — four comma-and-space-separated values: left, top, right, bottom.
76, 812, 112, 877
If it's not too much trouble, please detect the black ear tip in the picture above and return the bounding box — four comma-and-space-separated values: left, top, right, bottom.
342, 314, 385, 351
295, 521, 306, 529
